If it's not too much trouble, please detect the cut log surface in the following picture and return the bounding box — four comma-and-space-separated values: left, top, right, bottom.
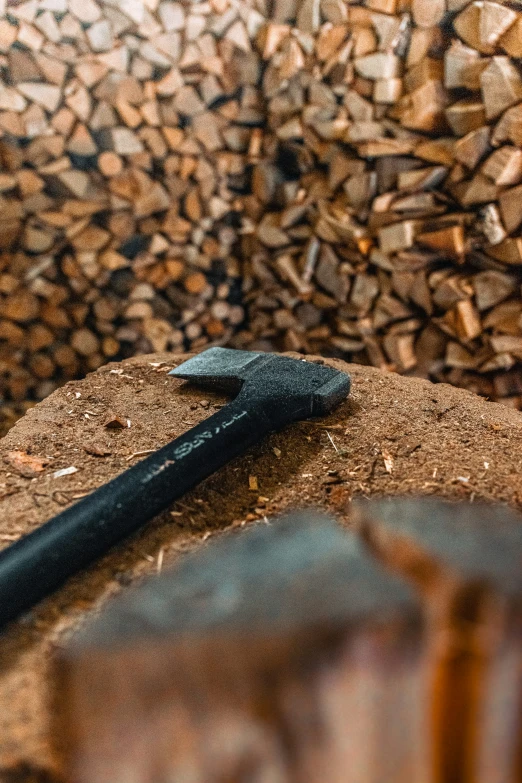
55, 513, 426, 783
0, 0, 522, 413
3, 353, 522, 782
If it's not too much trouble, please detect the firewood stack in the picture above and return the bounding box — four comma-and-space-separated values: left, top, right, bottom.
237, 0, 522, 405
2, 0, 522, 412
0, 0, 256, 404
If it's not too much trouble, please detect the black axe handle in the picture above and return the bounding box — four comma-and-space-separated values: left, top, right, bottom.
0, 397, 270, 629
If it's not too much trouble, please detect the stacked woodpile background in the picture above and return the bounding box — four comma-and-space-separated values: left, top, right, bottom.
1, 0, 522, 426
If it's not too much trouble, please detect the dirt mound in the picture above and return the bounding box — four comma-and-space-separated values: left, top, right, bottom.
1, 351, 522, 780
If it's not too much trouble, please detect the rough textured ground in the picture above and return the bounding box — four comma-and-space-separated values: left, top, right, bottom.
1, 352, 522, 782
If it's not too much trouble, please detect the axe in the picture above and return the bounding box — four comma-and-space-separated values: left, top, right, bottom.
0, 348, 350, 629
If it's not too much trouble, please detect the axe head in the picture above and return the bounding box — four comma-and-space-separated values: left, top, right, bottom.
170, 348, 350, 417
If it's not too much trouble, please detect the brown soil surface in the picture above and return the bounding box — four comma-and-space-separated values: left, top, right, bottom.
1, 352, 522, 782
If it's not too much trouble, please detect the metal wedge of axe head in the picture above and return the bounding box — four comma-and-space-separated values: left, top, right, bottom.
169, 347, 351, 421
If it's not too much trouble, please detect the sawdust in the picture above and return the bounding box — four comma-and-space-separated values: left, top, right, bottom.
1, 352, 522, 781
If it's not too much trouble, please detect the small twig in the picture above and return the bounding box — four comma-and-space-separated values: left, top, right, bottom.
109, 370, 134, 380
302, 422, 345, 430
174, 502, 196, 512
157, 547, 164, 574
326, 431, 339, 453
126, 449, 155, 462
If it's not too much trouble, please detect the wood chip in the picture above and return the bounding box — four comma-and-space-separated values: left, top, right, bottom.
52, 466, 78, 478
5, 450, 48, 478
83, 442, 112, 457
104, 412, 130, 429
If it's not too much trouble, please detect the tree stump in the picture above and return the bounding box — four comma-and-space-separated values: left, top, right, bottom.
1, 352, 522, 781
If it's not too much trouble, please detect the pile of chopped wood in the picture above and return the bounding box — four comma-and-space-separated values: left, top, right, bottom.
238, 0, 522, 404
1, 0, 522, 413
0, 0, 256, 404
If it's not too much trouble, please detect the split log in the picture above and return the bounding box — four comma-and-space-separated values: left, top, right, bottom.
355, 497, 522, 783
53, 512, 426, 783
54, 498, 522, 783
